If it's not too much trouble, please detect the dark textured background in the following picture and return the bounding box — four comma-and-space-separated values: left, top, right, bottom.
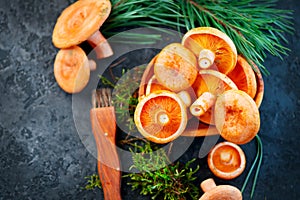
0, 0, 299, 199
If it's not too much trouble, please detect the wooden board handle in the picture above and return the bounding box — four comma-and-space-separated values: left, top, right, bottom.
90, 107, 122, 200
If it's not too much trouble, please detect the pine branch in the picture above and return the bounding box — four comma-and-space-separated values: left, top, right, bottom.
102, 0, 294, 75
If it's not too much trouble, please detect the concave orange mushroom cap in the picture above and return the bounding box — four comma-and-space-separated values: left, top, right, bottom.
208, 141, 246, 180
182, 27, 237, 74
251, 60, 264, 108
200, 178, 242, 200
54, 45, 96, 93
227, 55, 257, 99
190, 69, 237, 125
134, 90, 188, 144
214, 89, 260, 144
154, 43, 198, 92
52, 0, 112, 59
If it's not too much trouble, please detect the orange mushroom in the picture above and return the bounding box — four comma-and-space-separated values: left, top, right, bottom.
190, 69, 238, 124
145, 76, 192, 107
52, 0, 112, 59
252, 61, 264, 108
182, 27, 237, 74
138, 56, 157, 100
154, 43, 198, 92
208, 141, 246, 179
227, 55, 257, 99
134, 90, 188, 144
199, 178, 242, 200
54, 45, 96, 93
214, 89, 260, 144
145, 75, 169, 96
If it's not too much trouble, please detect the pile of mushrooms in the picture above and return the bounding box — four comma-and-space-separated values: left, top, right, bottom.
138, 26, 263, 145
52, 0, 113, 93
136, 27, 264, 198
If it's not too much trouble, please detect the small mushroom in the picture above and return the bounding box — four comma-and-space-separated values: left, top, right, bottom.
214, 89, 260, 144
54, 45, 96, 93
190, 69, 237, 124
134, 90, 188, 144
182, 27, 237, 74
154, 43, 198, 92
145, 75, 169, 96
227, 55, 257, 99
52, 0, 113, 59
208, 141, 246, 179
199, 178, 242, 200
251, 61, 264, 108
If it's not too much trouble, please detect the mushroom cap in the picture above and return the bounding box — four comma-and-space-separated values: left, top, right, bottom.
52, 0, 111, 48
192, 70, 238, 125
214, 90, 260, 144
154, 43, 198, 92
208, 142, 246, 179
182, 27, 237, 75
138, 55, 157, 100
196, 70, 238, 96
145, 75, 169, 96
54, 46, 90, 93
200, 179, 243, 200
252, 61, 264, 108
134, 90, 188, 144
228, 55, 257, 99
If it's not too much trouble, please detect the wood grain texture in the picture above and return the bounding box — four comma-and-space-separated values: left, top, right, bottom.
181, 117, 219, 137
90, 107, 122, 200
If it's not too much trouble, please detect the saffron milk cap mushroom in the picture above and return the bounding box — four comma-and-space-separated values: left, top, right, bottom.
252, 61, 264, 108
154, 43, 198, 92
182, 27, 237, 74
208, 141, 246, 179
52, 0, 112, 59
134, 90, 188, 144
145, 75, 169, 96
227, 55, 257, 99
199, 178, 242, 200
54, 45, 96, 93
190, 69, 238, 125
214, 89, 260, 144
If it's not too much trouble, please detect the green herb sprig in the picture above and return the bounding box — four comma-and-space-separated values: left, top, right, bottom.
125, 141, 201, 200
102, 0, 293, 75
99, 65, 146, 135
83, 174, 102, 190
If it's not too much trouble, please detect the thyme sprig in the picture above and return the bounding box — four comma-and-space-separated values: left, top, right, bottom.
125, 141, 201, 200
102, 0, 294, 74
99, 65, 146, 135
83, 174, 102, 190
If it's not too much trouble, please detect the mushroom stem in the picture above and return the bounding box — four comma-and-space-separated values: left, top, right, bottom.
177, 90, 192, 107
198, 49, 215, 69
88, 59, 97, 71
220, 151, 232, 163
190, 92, 216, 117
201, 178, 217, 192
87, 31, 113, 59
157, 112, 169, 125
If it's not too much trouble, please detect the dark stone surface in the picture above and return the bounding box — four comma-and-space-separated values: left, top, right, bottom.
0, 0, 299, 199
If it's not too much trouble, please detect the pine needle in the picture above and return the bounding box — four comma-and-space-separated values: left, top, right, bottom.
102, 0, 294, 75
241, 135, 264, 199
